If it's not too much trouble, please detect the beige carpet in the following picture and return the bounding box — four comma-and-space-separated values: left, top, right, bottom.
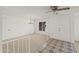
0, 40, 2, 53
75, 41, 79, 53
38, 38, 76, 53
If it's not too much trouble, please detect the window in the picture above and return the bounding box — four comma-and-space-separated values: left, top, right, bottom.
39, 22, 46, 31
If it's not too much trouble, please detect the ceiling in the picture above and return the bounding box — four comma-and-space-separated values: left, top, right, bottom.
0, 6, 79, 19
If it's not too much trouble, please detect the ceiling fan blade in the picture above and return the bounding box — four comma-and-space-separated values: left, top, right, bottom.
50, 6, 58, 9
57, 7, 70, 11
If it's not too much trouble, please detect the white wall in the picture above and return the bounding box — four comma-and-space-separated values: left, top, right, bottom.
0, 17, 2, 40
35, 14, 74, 43
74, 13, 79, 41
2, 6, 48, 40
2, 15, 34, 40
0, 7, 2, 40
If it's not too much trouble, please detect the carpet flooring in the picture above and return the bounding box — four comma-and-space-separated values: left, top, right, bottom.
38, 38, 76, 53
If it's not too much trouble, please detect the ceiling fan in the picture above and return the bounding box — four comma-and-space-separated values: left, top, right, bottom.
48, 6, 70, 14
